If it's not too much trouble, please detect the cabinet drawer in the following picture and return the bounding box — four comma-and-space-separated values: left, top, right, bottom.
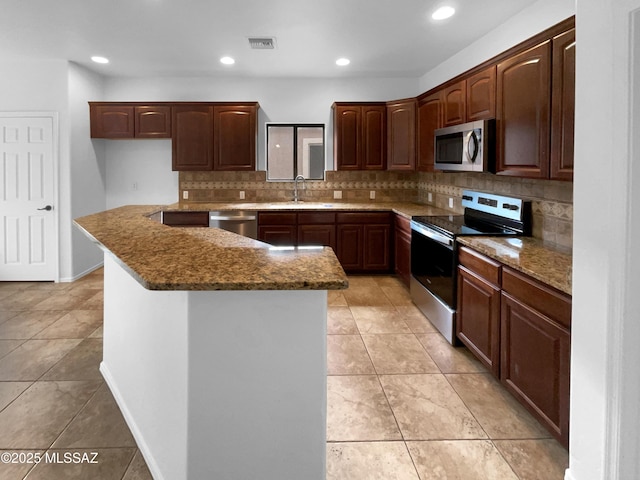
162, 211, 209, 227
257, 212, 297, 225
336, 212, 391, 224
502, 267, 571, 329
458, 247, 501, 286
298, 212, 336, 225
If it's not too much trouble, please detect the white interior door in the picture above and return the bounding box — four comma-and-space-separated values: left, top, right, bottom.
0, 113, 57, 281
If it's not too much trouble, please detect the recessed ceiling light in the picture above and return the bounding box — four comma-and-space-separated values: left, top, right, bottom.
336, 58, 350, 66
91, 56, 109, 64
220, 56, 235, 65
432, 6, 456, 20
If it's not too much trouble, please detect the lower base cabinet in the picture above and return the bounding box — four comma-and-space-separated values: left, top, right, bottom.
500, 267, 571, 448
257, 213, 297, 245
456, 246, 571, 448
394, 214, 411, 287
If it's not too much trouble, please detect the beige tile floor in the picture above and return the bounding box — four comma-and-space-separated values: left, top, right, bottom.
0, 270, 568, 479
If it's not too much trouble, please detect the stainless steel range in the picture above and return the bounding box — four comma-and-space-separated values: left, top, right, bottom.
409, 190, 531, 344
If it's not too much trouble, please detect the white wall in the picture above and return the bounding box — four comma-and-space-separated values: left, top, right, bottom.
68, 62, 107, 278
418, 0, 575, 93
0, 58, 74, 281
569, 2, 640, 480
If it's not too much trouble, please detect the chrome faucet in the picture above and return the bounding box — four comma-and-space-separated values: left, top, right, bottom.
293, 175, 306, 202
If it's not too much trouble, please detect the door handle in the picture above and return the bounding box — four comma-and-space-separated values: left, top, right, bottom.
37, 205, 53, 211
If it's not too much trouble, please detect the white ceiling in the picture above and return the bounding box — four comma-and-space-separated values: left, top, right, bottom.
0, 0, 538, 78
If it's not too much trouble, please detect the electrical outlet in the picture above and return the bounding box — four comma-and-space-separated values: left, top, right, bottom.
369, 190, 376, 200
239, 191, 245, 200
333, 190, 343, 200
183, 190, 189, 200
428, 192, 433, 202
448, 197, 454, 208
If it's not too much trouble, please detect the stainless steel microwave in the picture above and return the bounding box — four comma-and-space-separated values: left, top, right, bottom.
434, 119, 495, 172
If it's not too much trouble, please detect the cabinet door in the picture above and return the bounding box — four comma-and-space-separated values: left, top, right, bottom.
501, 291, 570, 447
466, 66, 496, 121
442, 81, 466, 126
550, 28, 575, 181
90, 105, 134, 138
361, 105, 386, 170
336, 225, 363, 271
135, 106, 171, 138
172, 106, 214, 171
394, 215, 411, 287
457, 266, 501, 377
363, 224, 391, 271
298, 224, 336, 249
417, 92, 441, 172
334, 106, 361, 170
496, 41, 551, 178
387, 100, 416, 171
258, 226, 297, 246
213, 105, 257, 171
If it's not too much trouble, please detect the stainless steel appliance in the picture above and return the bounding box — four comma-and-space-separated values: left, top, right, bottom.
209, 211, 257, 239
434, 119, 495, 172
410, 190, 530, 344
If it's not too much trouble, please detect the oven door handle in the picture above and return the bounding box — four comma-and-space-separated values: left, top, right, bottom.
410, 221, 454, 248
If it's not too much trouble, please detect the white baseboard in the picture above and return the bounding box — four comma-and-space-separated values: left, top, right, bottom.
100, 362, 165, 480
565, 468, 576, 480
58, 262, 104, 283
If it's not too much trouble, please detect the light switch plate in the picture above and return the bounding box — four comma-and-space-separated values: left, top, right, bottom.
428, 192, 433, 202
448, 197, 454, 208
239, 191, 245, 200
183, 190, 189, 200
370, 190, 376, 200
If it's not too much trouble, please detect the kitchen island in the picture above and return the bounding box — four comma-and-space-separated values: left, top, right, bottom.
74, 205, 348, 480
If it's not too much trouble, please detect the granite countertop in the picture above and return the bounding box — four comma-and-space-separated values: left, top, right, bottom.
163, 201, 450, 219
74, 205, 348, 291
456, 236, 572, 296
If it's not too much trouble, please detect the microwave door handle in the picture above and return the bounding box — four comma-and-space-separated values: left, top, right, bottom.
465, 130, 479, 163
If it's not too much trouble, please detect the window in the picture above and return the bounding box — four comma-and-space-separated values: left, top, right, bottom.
266, 124, 325, 181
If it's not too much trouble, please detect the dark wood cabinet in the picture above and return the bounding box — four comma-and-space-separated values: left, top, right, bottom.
90, 105, 134, 138
466, 66, 496, 121
90, 104, 172, 139
336, 212, 392, 272
394, 214, 411, 287
456, 247, 502, 377
172, 105, 214, 171
496, 41, 552, 178
417, 92, 442, 172
297, 212, 336, 250
501, 267, 571, 447
257, 212, 297, 246
386, 99, 416, 171
550, 28, 576, 181
162, 211, 209, 227
213, 105, 257, 171
333, 103, 386, 170
442, 81, 466, 127
135, 106, 171, 138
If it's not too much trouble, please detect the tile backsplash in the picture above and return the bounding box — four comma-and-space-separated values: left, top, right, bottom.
179, 170, 573, 249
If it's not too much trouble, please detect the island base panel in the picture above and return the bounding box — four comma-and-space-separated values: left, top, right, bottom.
101, 255, 327, 480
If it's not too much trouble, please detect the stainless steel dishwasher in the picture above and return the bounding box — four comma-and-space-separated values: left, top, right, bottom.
208, 211, 257, 239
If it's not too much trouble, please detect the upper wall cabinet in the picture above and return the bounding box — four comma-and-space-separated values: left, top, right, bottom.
550, 28, 576, 181
213, 105, 257, 171
172, 105, 214, 171
466, 66, 497, 122
387, 99, 416, 171
442, 81, 466, 127
496, 41, 552, 179
333, 103, 386, 170
90, 103, 171, 139
417, 92, 442, 172
172, 103, 258, 171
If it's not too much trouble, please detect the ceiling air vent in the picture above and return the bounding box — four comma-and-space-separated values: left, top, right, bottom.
248, 37, 276, 49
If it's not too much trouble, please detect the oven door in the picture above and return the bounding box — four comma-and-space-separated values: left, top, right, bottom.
410, 221, 457, 344
410, 222, 455, 308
